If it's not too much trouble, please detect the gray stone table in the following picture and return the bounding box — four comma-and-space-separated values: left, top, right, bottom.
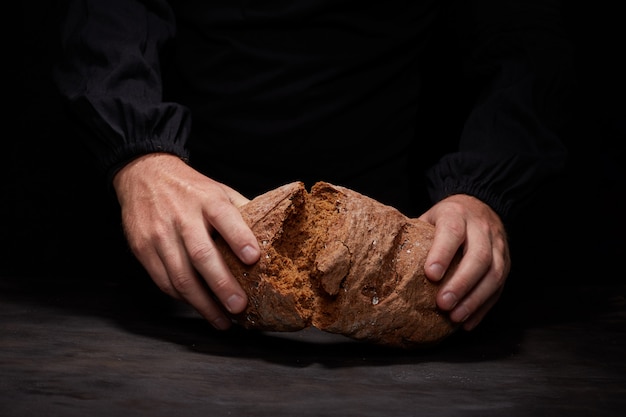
1, 274, 625, 417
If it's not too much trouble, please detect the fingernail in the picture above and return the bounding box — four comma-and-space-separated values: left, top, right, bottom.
451, 305, 470, 323
428, 263, 445, 280
212, 317, 231, 330
226, 293, 246, 313
441, 291, 458, 310
240, 244, 260, 264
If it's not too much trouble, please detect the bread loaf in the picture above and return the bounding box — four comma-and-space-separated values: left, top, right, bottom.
215, 181, 459, 348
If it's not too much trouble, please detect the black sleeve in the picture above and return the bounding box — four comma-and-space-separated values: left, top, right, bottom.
53, 0, 191, 185
426, 0, 576, 222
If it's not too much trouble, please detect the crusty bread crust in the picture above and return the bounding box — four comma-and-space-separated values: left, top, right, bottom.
215, 181, 459, 348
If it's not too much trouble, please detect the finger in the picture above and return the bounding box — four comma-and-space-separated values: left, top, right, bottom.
134, 246, 183, 301
180, 223, 249, 315
124, 228, 185, 301
421, 212, 467, 282
205, 197, 260, 265
436, 255, 488, 313
157, 237, 235, 330
461, 286, 504, 331
446, 263, 502, 323
446, 240, 509, 326
128, 228, 234, 329
435, 222, 493, 311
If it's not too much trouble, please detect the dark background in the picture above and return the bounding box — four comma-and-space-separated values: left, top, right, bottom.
9, 1, 625, 291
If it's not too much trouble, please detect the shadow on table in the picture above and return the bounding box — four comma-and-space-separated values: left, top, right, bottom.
3, 271, 623, 369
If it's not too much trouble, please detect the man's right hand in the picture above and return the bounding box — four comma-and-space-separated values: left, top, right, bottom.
112, 153, 261, 330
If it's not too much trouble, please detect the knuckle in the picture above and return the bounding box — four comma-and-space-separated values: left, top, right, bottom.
489, 253, 510, 289
127, 236, 154, 258
170, 270, 196, 293
187, 242, 218, 264
210, 275, 232, 294
474, 244, 493, 265
445, 221, 466, 240
125, 224, 167, 255
203, 200, 231, 224
155, 280, 177, 298
492, 265, 508, 289
457, 278, 475, 297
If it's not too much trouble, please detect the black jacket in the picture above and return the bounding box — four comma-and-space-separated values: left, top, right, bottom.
53, 0, 575, 220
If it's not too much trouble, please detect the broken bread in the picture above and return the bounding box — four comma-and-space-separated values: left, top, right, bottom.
215, 181, 459, 348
